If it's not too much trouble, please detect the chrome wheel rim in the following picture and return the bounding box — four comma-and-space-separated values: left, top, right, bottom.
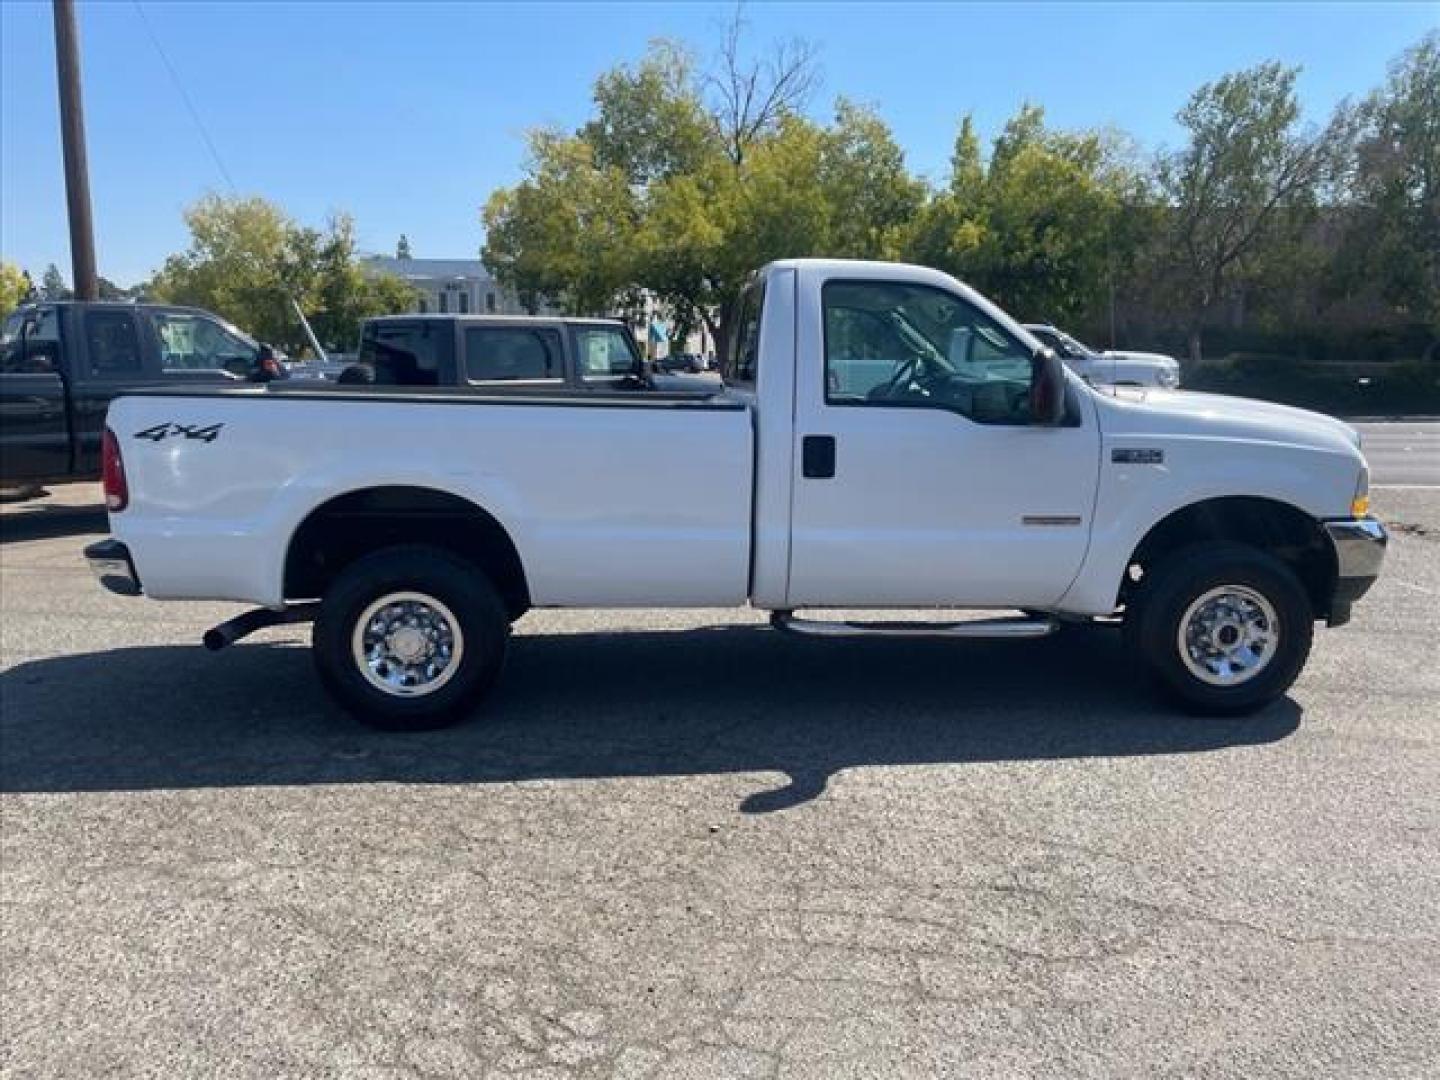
1178, 585, 1279, 687
351, 591, 464, 698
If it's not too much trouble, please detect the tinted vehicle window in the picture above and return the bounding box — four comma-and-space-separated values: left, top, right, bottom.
823, 280, 1034, 425
722, 280, 764, 386
84, 310, 143, 377
1, 308, 62, 375
573, 326, 639, 382
1, 310, 23, 344
465, 327, 563, 383
152, 312, 256, 373
358, 322, 449, 386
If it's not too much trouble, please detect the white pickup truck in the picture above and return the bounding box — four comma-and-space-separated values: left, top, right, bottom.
86, 259, 1385, 728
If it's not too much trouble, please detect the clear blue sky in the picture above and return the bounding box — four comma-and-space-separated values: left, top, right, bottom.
2, 1, 1435, 286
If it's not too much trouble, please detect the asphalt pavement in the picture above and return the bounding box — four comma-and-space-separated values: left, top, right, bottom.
1, 471, 1437, 1077
1354, 421, 1440, 486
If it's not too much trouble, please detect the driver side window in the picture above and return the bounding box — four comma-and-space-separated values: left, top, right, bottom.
822, 280, 1034, 425
153, 312, 256, 373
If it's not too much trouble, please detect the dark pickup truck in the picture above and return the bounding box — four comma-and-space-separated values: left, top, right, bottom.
1, 301, 271, 486
349, 314, 722, 395
351, 314, 649, 390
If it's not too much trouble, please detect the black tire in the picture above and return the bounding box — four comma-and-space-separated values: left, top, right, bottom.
313, 544, 508, 730
1124, 542, 1313, 715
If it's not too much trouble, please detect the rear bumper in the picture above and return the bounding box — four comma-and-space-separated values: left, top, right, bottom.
1322, 517, 1387, 626
84, 538, 142, 597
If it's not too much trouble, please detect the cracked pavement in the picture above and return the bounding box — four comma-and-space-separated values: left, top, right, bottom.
1, 485, 1437, 1078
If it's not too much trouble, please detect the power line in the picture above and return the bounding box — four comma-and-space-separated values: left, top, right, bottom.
130, 0, 238, 193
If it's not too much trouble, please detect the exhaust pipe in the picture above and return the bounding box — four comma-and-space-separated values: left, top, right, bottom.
203, 603, 321, 651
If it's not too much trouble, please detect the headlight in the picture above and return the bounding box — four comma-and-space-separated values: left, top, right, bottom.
1351, 467, 1370, 518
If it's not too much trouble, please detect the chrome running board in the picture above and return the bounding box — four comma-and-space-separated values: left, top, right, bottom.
769, 610, 1059, 639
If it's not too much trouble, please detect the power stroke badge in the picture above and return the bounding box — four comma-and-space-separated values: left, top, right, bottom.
1112, 447, 1164, 465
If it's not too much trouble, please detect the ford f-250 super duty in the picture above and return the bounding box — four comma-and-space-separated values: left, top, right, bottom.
85, 259, 1386, 728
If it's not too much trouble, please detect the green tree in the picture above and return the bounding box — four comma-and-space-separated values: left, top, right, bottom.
908, 107, 1142, 331
1157, 62, 1350, 363
300, 215, 419, 350
149, 195, 291, 342
483, 132, 640, 316
1342, 32, 1439, 329
582, 41, 718, 183
0, 261, 29, 317
485, 22, 930, 353
40, 264, 70, 300
818, 100, 927, 259
150, 195, 415, 353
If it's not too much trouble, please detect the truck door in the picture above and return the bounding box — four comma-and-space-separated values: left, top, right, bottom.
0, 307, 69, 483
785, 272, 1100, 609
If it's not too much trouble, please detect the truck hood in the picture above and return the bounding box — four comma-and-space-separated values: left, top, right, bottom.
1097, 386, 1362, 455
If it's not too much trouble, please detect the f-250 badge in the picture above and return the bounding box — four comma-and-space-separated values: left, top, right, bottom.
133, 422, 224, 444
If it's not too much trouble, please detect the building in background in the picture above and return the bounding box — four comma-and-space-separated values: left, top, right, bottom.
360, 256, 556, 317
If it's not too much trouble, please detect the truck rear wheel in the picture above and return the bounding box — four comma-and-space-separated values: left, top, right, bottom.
1125, 543, 1313, 715
313, 544, 508, 730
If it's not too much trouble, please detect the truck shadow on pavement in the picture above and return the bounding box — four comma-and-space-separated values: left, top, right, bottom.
0, 503, 108, 544
0, 625, 1301, 811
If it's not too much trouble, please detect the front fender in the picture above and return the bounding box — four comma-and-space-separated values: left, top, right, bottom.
1059, 436, 1356, 615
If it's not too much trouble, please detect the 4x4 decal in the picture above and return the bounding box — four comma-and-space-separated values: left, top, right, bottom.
133, 422, 225, 444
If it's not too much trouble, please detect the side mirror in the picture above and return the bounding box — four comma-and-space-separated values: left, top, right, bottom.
1030, 347, 1067, 426
249, 343, 289, 383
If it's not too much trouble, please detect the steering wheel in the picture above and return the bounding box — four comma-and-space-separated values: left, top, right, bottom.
869, 351, 947, 402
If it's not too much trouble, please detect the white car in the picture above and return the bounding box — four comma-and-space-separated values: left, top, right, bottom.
87, 259, 1383, 728
1024, 323, 1180, 388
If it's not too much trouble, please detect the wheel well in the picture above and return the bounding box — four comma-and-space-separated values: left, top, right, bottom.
284, 486, 531, 619
1123, 497, 1337, 617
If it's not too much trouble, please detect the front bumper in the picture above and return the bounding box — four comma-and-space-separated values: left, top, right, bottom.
1322, 517, 1387, 626
84, 538, 142, 597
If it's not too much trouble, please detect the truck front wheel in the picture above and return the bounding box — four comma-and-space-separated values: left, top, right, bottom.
1126, 543, 1313, 715
313, 545, 509, 729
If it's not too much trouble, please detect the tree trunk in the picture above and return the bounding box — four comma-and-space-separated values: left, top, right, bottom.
702, 308, 727, 371
1187, 326, 1204, 367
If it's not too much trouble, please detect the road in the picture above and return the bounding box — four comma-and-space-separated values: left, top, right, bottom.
1355, 421, 1440, 486
2, 481, 1437, 1078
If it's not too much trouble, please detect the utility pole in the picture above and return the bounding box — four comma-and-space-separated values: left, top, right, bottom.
53, 0, 98, 300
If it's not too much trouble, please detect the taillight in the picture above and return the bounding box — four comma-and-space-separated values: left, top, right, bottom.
101, 427, 128, 512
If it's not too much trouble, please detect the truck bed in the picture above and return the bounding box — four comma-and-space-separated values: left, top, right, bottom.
106, 384, 755, 609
